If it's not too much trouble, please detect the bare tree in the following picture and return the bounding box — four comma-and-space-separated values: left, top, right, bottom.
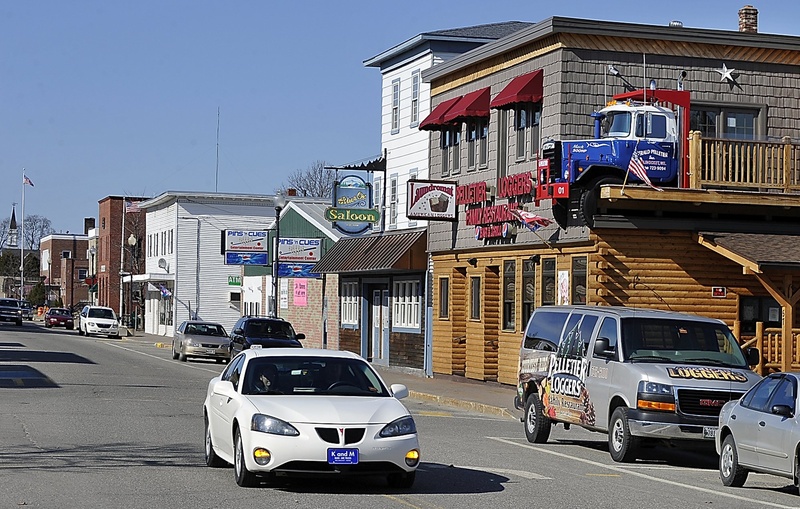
23, 215, 54, 251
282, 160, 335, 198
0, 218, 9, 248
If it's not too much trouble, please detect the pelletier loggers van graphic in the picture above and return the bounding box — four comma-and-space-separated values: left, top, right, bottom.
515, 306, 762, 462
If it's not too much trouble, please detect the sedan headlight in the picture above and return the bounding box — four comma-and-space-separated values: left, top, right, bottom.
379, 416, 416, 438
251, 414, 299, 436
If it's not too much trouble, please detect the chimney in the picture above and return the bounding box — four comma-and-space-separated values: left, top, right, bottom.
738, 5, 758, 33
286, 188, 298, 197
84, 217, 96, 234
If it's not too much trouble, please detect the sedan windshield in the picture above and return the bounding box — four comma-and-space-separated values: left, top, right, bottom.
186, 323, 226, 336
242, 356, 389, 397
621, 317, 749, 367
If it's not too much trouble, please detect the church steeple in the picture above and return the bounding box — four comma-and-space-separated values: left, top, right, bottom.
8, 204, 18, 248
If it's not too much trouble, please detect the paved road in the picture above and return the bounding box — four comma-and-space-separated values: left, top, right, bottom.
1, 323, 798, 509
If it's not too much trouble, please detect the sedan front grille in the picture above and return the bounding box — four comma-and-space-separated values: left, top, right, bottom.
677, 389, 744, 417
315, 427, 366, 445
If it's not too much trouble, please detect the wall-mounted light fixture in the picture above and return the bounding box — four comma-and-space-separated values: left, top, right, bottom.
607, 64, 636, 92
467, 257, 478, 268
529, 254, 541, 264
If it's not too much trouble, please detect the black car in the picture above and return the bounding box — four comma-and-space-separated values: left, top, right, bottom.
229, 316, 304, 355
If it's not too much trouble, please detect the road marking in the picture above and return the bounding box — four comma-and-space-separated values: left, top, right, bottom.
103, 342, 221, 374
488, 437, 797, 509
424, 463, 549, 480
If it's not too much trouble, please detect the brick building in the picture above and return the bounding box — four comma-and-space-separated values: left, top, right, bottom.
40, 232, 89, 310
96, 196, 147, 321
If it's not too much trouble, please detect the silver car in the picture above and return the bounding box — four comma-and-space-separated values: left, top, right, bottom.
717, 372, 798, 489
173, 320, 230, 363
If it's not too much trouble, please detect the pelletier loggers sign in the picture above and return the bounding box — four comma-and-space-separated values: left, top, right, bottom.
458, 171, 534, 240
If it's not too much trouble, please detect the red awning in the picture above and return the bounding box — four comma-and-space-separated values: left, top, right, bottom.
442, 87, 490, 123
490, 69, 543, 109
418, 96, 462, 131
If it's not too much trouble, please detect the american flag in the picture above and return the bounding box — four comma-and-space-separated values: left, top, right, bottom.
627, 152, 663, 191
23, 175, 34, 187
509, 208, 553, 232
125, 200, 141, 213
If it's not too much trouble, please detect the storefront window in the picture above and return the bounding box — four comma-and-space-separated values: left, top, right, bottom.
439, 277, 449, 319
522, 259, 536, 326
503, 260, 516, 330
571, 256, 587, 305
470, 276, 481, 320
542, 258, 556, 306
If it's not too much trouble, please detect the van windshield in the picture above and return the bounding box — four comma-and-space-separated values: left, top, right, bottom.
621, 318, 748, 367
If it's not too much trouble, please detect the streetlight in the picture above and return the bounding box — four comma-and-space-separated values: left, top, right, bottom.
89, 246, 97, 305
273, 191, 286, 317
127, 234, 137, 329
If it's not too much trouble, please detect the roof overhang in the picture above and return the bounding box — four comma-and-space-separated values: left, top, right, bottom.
313, 229, 427, 274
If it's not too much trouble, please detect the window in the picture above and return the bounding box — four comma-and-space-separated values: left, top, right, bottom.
739, 296, 781, 335
441, 127, 461, 176
542, 258, 556, 306
439, 277, 449, 319
571, 256, 587, 305
742, 376, 782, 412
522, 258, 536, 327
410, 71, 420, 126
246, 301, 259, 316
393, 280, 421, 329
515, 104, 541, 160
470, 276, 481, 320
408, 170, 418, 226
374, 177, 382, 209
690, 106, 760, 140
391, 78, 400, 133
503, 260, 516, 330
594, 317, 619, 359
389, 176, 398, 227
230, 291, 241, 311
161, 231, 166, 255
341, 281, 359, 326
497, 109, 508, 179
61, 250, 71, 259
467, 119, 488, 170
169, 229, 174, 254
78, 268, 88, 280
154, 233, 158, 256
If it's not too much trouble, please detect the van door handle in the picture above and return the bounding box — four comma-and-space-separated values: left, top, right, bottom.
759, 421, 766, 427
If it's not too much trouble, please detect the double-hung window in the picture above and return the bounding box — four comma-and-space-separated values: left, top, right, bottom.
410, 72, 420, 127
391, 79, 400, 134
393, 279, 420, 329
389, 176, 398, 227
441, 127, 461, 176
341, 281, 359, 326
467, 119, 488, 170
515, 104, 542, 160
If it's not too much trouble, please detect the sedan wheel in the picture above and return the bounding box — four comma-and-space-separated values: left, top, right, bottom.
204, 416, 226, 467
234, 428, 258, 487
171, 342, 179, 360
720, 435, 748, 487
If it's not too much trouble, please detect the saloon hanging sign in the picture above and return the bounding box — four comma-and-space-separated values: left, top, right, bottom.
325, 175, 379, 235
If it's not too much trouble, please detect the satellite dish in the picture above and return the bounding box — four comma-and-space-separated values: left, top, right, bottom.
158, 258, 167, 269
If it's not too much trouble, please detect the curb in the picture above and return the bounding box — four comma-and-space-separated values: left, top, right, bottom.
408, 390, 520, 421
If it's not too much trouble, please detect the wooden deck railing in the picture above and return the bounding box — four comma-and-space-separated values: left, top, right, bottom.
688, 132, 800, 192
736, 321, 800, 375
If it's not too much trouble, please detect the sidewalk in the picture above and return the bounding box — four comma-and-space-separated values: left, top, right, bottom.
123, 331, 522, 421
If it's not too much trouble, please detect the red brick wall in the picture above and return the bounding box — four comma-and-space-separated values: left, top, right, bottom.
97, 196, 146, 314
281, 274, 341, 350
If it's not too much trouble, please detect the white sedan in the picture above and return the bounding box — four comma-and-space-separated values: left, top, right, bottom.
203, 347, 420, 488
717, 372, 799, 489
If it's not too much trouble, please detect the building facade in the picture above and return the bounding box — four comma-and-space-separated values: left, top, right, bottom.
421, 10, 800, 383
39, 233, 89, 310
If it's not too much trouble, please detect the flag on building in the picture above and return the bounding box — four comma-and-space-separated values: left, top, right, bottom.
627, 152, 663, 191
23, 175, 34, 187
509, 208, 553, 232
159, 285, 172, 298
125, 200, 141, 213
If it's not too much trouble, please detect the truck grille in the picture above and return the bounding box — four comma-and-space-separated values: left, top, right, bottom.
676, 389, 744, 417
540, 141, 561, 184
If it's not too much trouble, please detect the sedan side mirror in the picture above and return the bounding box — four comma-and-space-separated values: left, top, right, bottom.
390, 383, 409, 400
232, 328, 243, 336
772, 404, 794, 418
745, 347, 760, 366
295, 333, 306, 341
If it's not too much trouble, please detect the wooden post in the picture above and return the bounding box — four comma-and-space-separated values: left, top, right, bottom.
783, 136, 792, 193
755, 321, 765, 375
689, 131, 702, 189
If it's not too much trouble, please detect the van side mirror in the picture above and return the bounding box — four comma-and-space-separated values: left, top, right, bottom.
233, 328, 243, 336
745, 347, 760, 366
593, 337, 614, 358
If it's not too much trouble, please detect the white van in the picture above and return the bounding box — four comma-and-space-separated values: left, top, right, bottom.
514, 306, 761, 462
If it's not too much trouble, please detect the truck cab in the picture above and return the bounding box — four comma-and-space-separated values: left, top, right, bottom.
536, 88, 691, 227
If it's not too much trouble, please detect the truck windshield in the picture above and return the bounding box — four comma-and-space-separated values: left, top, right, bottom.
602, 111, 632, 138
620, 318, 749, 367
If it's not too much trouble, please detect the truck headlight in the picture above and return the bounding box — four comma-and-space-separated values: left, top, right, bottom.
637, 381, 675, 412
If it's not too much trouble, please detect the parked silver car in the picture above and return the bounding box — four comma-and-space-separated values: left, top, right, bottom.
172, 320, 230, 363
717, 372, 798, 489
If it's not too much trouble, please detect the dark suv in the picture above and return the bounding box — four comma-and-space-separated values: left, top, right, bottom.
229, 316, 305, 355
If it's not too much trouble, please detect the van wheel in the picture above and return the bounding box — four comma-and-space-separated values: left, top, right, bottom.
719, 435, 748, 487
579, 176, 622, 227
608, 407, 639, 462
524, 393, 551, 443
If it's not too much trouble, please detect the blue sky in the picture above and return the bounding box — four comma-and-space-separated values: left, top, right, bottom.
0, 1, 795, 233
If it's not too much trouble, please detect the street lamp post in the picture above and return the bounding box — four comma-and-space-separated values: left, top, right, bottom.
273, 191, 286, 317
127, 234, 137, 329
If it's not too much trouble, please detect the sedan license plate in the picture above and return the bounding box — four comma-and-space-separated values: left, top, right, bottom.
328, 448, 359, 465
206, 349, 217, 354
703, 426, 717, 439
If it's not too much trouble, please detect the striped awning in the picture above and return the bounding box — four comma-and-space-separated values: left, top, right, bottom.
313, 229, 427, 273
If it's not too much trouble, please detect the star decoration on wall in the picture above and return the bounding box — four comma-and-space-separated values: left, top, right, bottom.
715, 63, 742, 90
